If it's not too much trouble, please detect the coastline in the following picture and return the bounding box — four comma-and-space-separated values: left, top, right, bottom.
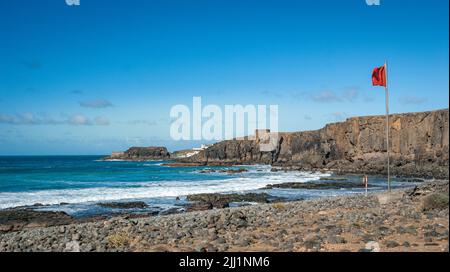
178, 109, 449, 180
1, 180, 448, 252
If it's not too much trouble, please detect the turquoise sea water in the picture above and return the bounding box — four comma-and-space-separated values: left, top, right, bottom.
0, 156, 417, 217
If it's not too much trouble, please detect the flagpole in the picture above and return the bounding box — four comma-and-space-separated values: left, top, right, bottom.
385, 60, 390, 192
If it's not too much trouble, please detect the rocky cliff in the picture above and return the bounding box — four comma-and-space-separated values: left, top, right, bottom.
104, 146, 170, 161
182, 109, 449, 178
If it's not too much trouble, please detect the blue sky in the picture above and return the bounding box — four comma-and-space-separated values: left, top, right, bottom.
0, 0, 448, 155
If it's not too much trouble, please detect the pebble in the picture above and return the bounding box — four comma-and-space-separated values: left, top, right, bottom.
385, 240, 400, 248
0, 181, 447, 252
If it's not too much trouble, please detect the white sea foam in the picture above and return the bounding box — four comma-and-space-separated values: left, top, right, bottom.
0, 170, 331, 209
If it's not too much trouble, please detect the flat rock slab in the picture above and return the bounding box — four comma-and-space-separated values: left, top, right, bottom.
0, 208, 74, 233
97, 201, 149, 209
264, 181, 373, 190
161, 162, 205, 167
186, 192, 282, 211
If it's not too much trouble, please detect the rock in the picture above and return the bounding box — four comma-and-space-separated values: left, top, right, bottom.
97, 201, 149, 209
104, 146, 170, 161
228, 211, 248, 228
421, 193, 449, 211
214, 237, 226, 244
224, 168, 248, 174
186, 202, 213, 212
59, 226, 66, 234
303, 234, 321, 250
424, 230, 441, 238
84, 243, 94, 252
181, 109, 449, 179
319, 176, 348, 181
186, 193, 274, 211
280, 242, 294, 251
399, 178, 425, 183
0, 208, 74, 233
0, 180, 448, 253
364, 241, 380, 252
200, 168, 249, 174
64, 241, 80, 252
326, 235, 346, 244
161, 162, 205, 167
378, 226, 393, 236
217, 244, 229, 252
205, 244, 218, 252
235, 238, 251, 247
72, 233, 81, 241
264, 181, 371, 190
385, 240, 400, 248
195, 245, 207, 252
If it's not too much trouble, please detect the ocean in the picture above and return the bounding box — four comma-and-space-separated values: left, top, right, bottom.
0, 156, 417, 217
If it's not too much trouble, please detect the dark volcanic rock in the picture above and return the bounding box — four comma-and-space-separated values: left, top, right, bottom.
181, 109, 449, 179
319, 176, 349, 181
161, 162, 205, 167
186, 202, 214, 212
97, 201, 149, 209
264, 181, 371, 190
199, 168, 249, 174
104, 146, 170, 161
385, 240, 400, 248
0, 180, 447, 252
0, 208, 74, 233
186, 193, 275, 211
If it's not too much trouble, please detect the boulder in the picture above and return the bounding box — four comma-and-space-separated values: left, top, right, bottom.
186, 193, 275, 211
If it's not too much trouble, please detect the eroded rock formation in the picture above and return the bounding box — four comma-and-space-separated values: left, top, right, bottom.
104, 146, 170, 161
182, 109, 449, 178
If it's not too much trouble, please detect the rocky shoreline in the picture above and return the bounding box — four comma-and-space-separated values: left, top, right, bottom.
179, 109, 449, 179
0, 177, 389, 233
101, 109, 448, 179
0, 180, 448, 252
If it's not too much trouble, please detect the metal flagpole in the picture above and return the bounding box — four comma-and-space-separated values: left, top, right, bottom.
385, 60, 390, 192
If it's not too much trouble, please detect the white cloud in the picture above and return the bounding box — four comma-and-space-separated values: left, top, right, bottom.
68, 114, 92, 125
0, 113, 110, 126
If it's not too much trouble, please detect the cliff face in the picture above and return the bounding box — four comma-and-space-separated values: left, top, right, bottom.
184, 109, 449, 178
104, 147, 170, 161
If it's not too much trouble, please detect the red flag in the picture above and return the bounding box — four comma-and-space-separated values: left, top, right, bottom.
372, 65, 386, 87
